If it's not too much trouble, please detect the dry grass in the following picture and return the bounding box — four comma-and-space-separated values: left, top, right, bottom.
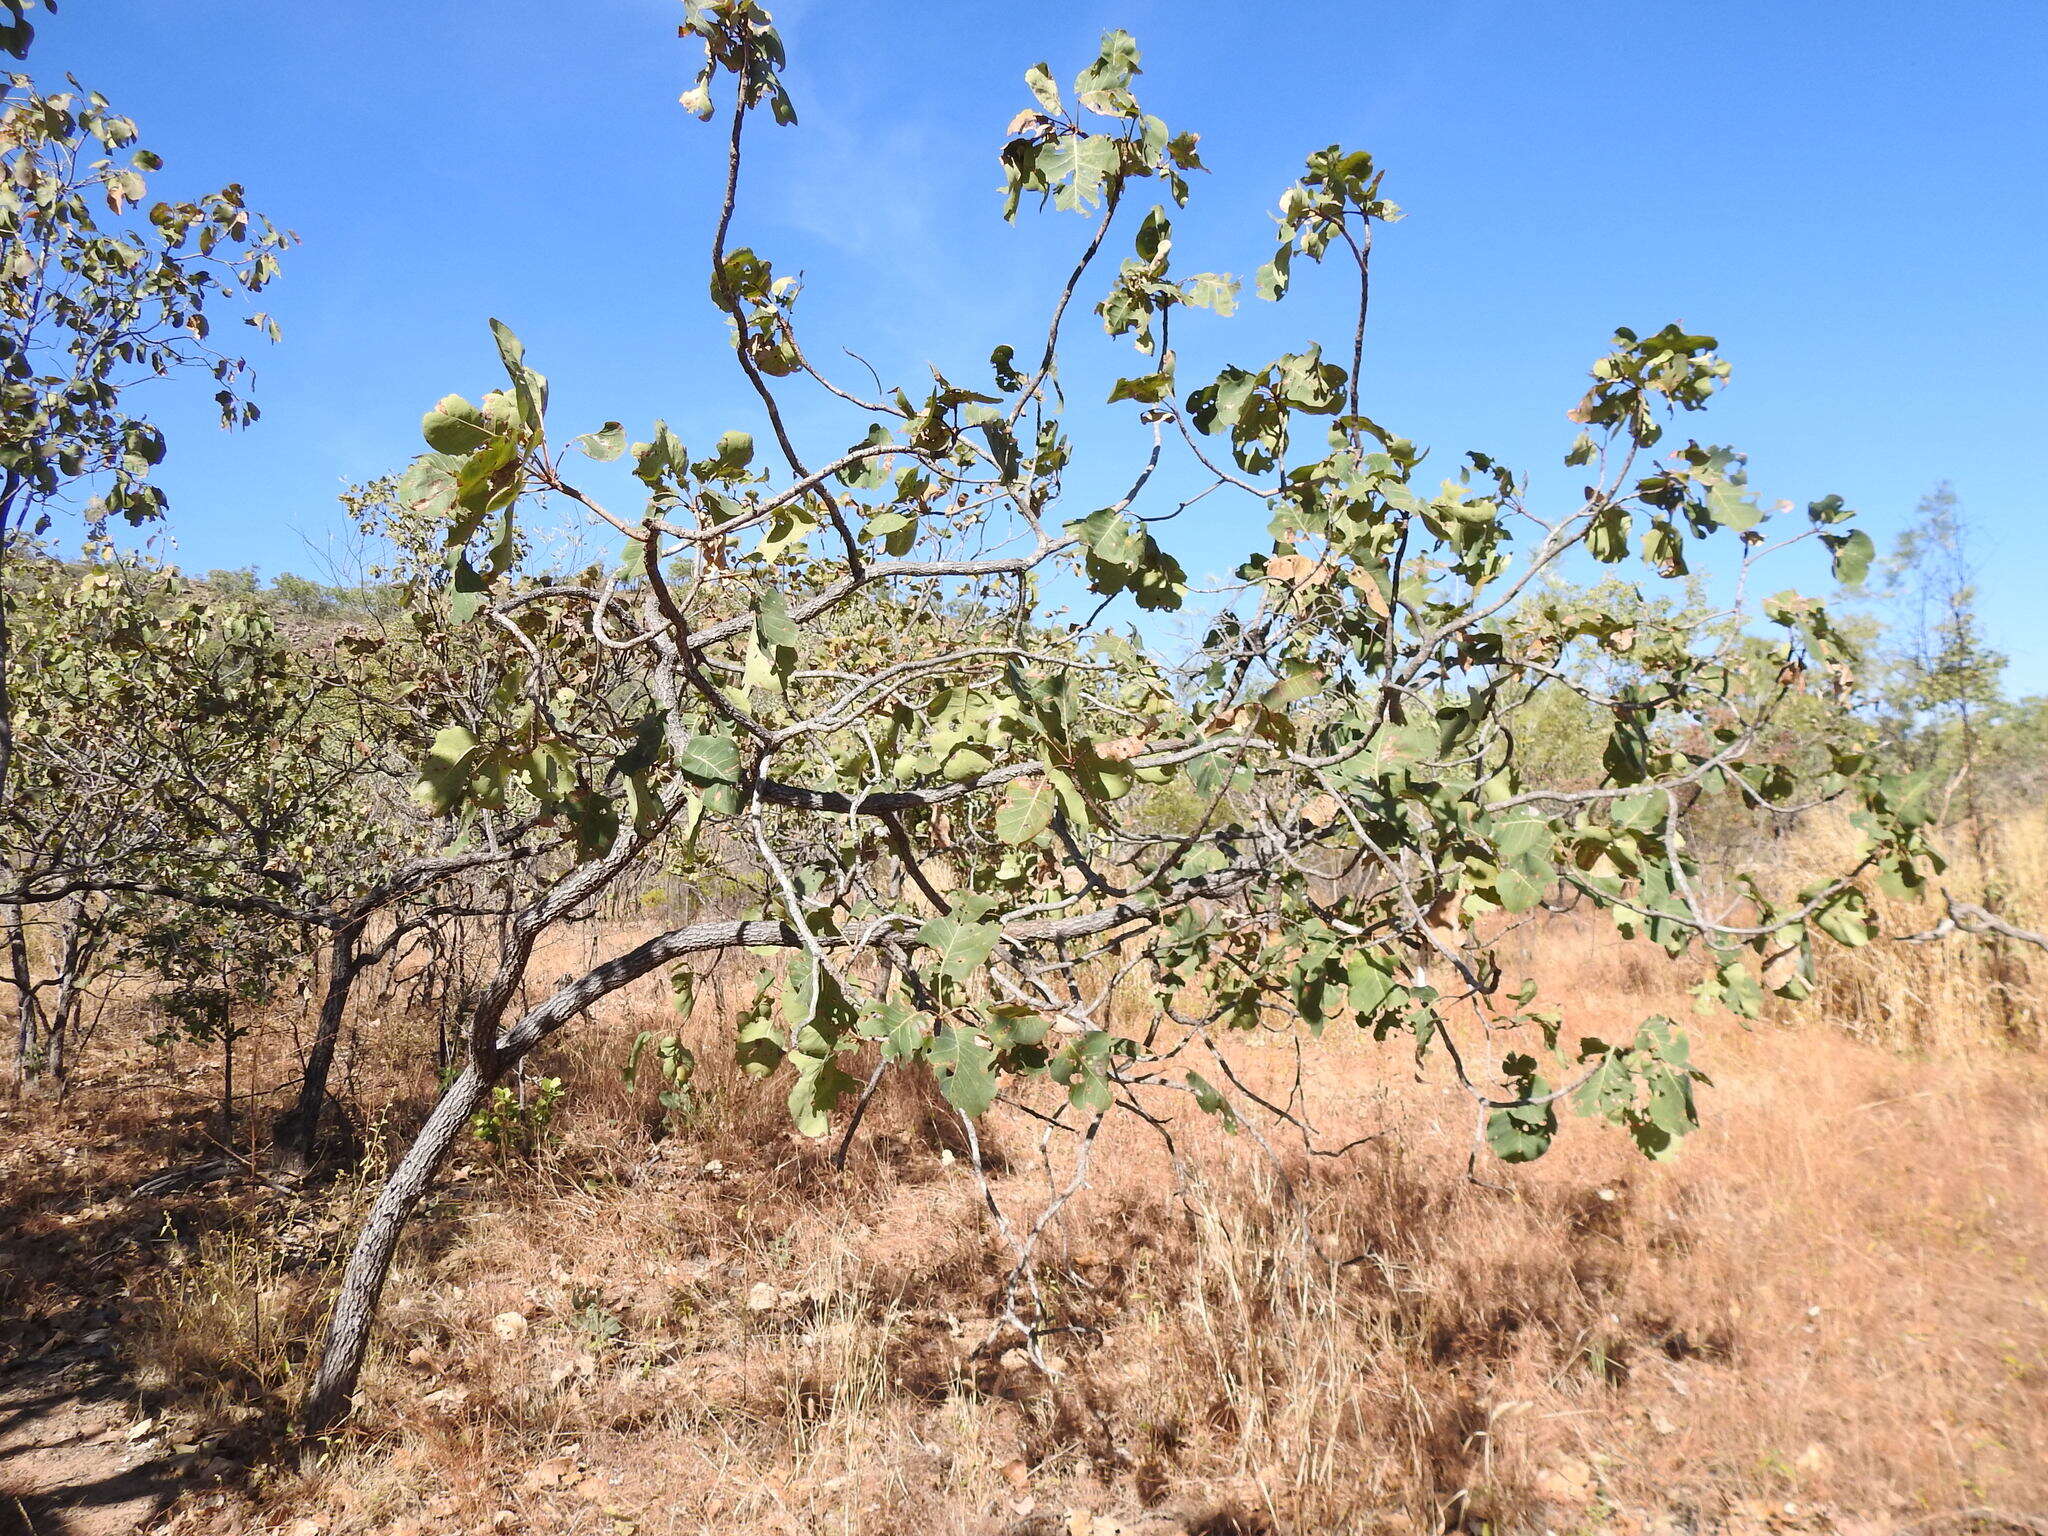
1813, 808, 2047, 1054
7, 819, 2045, 1536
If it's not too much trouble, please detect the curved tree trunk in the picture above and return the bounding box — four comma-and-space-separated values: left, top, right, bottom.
295, 911, 767, 1435
299, 1062, 487, 1435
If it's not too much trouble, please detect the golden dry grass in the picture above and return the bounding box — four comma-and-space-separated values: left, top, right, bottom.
7, 816, 2043, 1536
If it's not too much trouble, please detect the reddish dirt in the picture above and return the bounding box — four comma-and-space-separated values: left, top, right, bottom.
0, 1352, 176, 1535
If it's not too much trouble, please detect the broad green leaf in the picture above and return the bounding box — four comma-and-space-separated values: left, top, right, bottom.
422, 395, 492, 454
1486, 1098, 1556, 1163
995, 777, 1057, 845
927, 1025, 998, 1116
1185, 1070, 1238, 1131
787, 1052, 858, 1138
414, 724, 479, 816
572, 421, 627, 461
1825, 528, 1875, 586
676, 733, 742, 785
1023, 61, 1063, 116
1706, 481, 1762, 531
917, 895, 1001, 981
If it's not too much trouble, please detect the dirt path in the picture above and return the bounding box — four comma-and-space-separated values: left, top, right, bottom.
0, 1354, 176, 1536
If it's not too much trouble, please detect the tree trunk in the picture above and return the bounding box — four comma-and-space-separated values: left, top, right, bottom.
298, 851, 719, 1437
0, 471, 22, 816
43, 893, 85, 1083
299, 1062, 488, 1434
277, 922, 362, 1174
218, 1001, 235, 1143
5, 901, 44, 1084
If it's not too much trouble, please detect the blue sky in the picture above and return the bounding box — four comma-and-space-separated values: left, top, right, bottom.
28, 0, 2048, 689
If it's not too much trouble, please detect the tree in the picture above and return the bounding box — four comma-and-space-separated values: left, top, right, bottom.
1875, 485, 2005, 795
1872, 484, 2036, 1031
0, 46, 290, 804
132, 899, 302, 1141
297, 6, 1943, 1431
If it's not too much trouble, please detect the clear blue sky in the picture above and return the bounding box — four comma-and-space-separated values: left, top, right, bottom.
29, 0, 2048, 690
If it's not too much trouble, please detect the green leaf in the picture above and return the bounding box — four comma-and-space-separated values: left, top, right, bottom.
1495, 864, 1545, 914
927, 1025, 998, 1116
1587, 502, 1632, 563
676, 733, 742, 786
856, 998, 926, 1063
735, 1011, 786, 1078
1487, 1052, 1558, 1162
917, 896, 1001, 982
1068, 1066, 1113, 1115
448, 552, 488, 624
1486, 1098, 1556, 1163
422, 395, 492, 454
572, 421, 627, 461
1255, 244, 1294, 302
1825, 528, 1875, 586
1107, 371, 1175, 405
1073, 29, 1142, 117
749, 588, 799, 691
1181, 272, 1239, 316
1813, 893, 1871, 947
788, 1052, 859, 1138
1023, 61, 1063, 116
1716, 958, 1763, 1018
1347, 952, 1399, 1018
1707, 481, 1762, 531
484, 316, 521, 371
1185, 1070, 1238, 1131
995, 778, 1057, 845
414, 724, 479, 816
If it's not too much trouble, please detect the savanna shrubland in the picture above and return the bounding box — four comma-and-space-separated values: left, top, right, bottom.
3, 4, 2044, 1534
38, 838, 2035, 1534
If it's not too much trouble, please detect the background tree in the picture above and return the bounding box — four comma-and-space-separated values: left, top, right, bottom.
1870, 483, 2037, 1031
1875, 485, 2005, 802
0, 51, 290, 802
0, 523, 550, 1177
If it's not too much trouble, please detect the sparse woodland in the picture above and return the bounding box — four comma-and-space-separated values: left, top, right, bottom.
3, 5, 2044, 1534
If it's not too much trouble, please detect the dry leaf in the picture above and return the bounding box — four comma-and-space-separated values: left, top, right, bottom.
1266, 553, 1330, 587
523, 1455, 578, 1490
1347, 567, 1391, 616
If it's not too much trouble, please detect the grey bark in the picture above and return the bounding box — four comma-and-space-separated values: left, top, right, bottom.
298, 1062, 487, 1434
